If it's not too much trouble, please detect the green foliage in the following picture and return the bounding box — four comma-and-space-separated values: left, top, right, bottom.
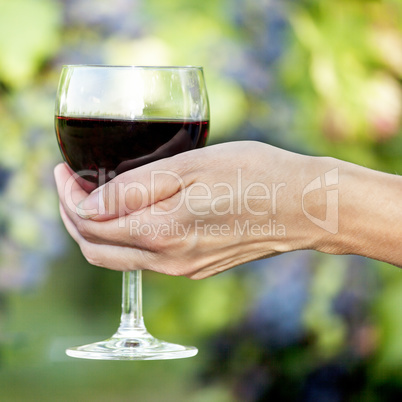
282, 0, 402, 171
0, 0, 61, 88
303, 255, 348, 359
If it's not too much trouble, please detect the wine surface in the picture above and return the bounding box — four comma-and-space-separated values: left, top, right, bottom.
55, 116, 209, 186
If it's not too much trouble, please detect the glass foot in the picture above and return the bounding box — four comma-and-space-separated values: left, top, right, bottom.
65, 329, 198, 360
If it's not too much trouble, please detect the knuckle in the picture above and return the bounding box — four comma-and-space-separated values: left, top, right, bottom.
75, 218, 90, 236
75, 219, 97, 242
79, 243, 103, 267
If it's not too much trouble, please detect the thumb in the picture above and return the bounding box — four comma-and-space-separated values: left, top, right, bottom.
77, 160, 187, 221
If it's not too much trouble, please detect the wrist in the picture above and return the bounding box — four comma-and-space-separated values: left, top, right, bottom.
255, 149, 339, 255
284, 155, 342, 254
312, 158, 402, 266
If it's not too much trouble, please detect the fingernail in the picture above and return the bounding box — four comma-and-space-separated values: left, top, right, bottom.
77, 189, 105, 219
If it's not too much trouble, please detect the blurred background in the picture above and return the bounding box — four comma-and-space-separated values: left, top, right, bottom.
0, 0, 402, 400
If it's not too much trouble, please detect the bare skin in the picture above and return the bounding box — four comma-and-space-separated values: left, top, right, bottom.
54, 141, 402, 279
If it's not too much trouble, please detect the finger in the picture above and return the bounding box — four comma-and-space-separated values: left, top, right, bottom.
59, 195, 166, 254
59, 202, 85, 246
59, 202, 157, 271
59, 198, 134, 248
77, 152, 194, 221
54, 163, 93, 217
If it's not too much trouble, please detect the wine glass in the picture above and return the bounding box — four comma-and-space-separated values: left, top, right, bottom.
54, 65, 209, 360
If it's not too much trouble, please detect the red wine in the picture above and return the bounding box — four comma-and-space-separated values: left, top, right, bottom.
55, 116, 209, 188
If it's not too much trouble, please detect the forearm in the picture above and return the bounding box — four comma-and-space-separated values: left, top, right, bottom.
314, 158, 402, 267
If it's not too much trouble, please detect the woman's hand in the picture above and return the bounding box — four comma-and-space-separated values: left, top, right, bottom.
54, 141, 326, 278
54, 140, 402, 278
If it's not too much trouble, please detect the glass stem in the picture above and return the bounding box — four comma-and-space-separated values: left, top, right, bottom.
118, 270, 145, 333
